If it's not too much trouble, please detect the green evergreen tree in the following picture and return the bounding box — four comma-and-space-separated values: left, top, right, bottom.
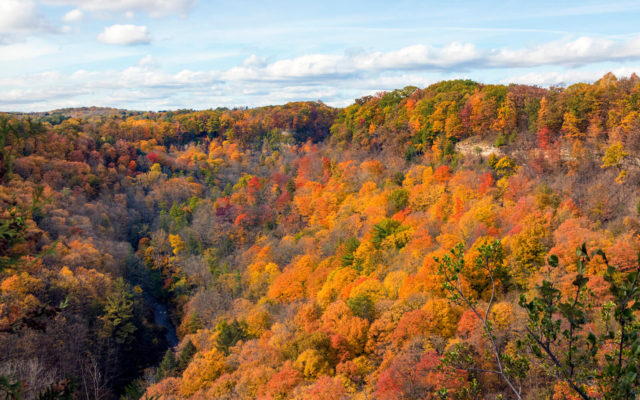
177, 340, 197, 372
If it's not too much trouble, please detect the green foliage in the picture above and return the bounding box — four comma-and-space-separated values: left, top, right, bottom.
536, 183, 560, 210
520, 244, 640, 400
184, 311, 202, 335
404, 144, 420, 162
283, 331, 333, 364
223, 182, 233, 196
493, 156, 518, 177
120, 381, 147, 400
0, 375, 23, 400
391, 172, 405, 186
0, 206, 28, 271
0, 187, 46, 272
156, 349, 177, 380
494, 134, 507, 147
388, 188, 409, 213
35, 381, 76, 400
347, 294, 375, 321
177, 340, 197, 373
341, 237, 360, 268
286, 178, 296, 196
215, 319, 249, 354
99, 278, 137, 345
437, 241, 528, 400
371, 218, 409, 250
0, 114, 45, 183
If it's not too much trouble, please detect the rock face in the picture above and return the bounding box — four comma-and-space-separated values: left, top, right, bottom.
455, 136, 503, 158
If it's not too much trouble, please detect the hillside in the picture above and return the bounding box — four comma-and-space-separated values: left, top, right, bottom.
2, 73, 640, 399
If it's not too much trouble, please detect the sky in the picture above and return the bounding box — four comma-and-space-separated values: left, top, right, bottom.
2, 0, 640, 112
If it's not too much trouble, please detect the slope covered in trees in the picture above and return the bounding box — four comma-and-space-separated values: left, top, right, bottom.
2, 73, 640, 399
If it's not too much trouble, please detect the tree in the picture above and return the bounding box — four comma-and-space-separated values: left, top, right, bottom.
0, 115, 44, 183
99, 278, 137, 345
562, 111, 583, 140
215, 318, 249, 354
177, 340, 197, 372
520, 244, 640, 400
602, 142, 628, 168
0, 186, 46, 272
156, 349, 177, 380
168, 234, 186, 256
436, 241, 527, 400
601, 142, 628, 183
180, 348, 226, 396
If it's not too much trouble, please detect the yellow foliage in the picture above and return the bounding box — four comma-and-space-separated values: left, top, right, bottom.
494, 156, 518, 177
295, 349, 332, 378
244, 262, 280, 299
349, 278, 386, 302
169, 234, 186, 256
383, 270, 407, 300
59, 266, 74, 279
317, 268, 359, 308
420, 166, 434, 185
352, 241, 381, 274
615, 170, 628, 184
245, 305, 273, 337
180, 349, 227, 396
358, 181, 377, 196
506, 214, 549, 288
601, 142, 627, 169
490, 302, 513, 331
408, 183, 446, 211
361, 160, 384, 176
561, 111, 583, 139
1, 272, 44, 296
421, 297, 461, 338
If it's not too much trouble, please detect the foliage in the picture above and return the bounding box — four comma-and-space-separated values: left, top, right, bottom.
4, 75, 640, 399
437, 241, 528, 400
520, 244, 640, 400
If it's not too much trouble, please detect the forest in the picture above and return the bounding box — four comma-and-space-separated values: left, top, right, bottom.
2, 72, 640, 399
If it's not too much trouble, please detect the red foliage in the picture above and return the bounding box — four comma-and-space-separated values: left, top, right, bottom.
376, 350, 465, 400
304, 375, 347, 400
260, 361, 302, 399
478, 172, 494, 195
146, 152, 160, 163
433, 165, 451, 183
537, 126, 553, 150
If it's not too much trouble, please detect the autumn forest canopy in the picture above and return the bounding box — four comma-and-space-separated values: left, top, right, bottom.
4, 73, 640, 399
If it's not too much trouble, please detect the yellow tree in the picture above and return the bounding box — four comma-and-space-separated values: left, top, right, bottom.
561, 111, 583, 140
601, 142, 628, 183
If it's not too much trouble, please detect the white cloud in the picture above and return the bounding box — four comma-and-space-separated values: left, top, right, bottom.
3, 36, 640, 111
501, 66, 640, 87
137, 54, 157, 68
0, 40, 59, 61
216, 35, 640, 84
97, 24, 150, 45
489, 36, 640, 68
0, 0, 52, 41
61, 9, 83, 23
42, 0, 197, 18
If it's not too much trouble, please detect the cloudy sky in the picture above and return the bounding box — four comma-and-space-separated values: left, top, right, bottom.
2, 0, 640, 111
